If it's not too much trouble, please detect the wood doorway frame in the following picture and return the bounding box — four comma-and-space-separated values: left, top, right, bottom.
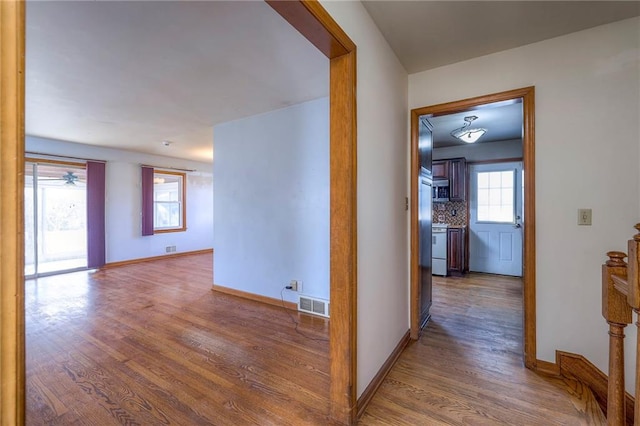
0, 1, 358, 424
409, 87, 537, 369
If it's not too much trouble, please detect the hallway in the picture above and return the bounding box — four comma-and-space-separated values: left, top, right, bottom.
360, 273, 603, 425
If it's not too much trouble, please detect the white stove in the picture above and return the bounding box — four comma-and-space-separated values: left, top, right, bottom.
432, 224, 448, 276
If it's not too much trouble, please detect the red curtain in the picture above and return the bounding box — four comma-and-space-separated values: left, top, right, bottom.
86, 161, 106, 268
141, 166, 154, 236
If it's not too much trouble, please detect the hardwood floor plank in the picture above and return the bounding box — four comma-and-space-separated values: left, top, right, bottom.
26, 376, 68, 422
360, 273, 604, 425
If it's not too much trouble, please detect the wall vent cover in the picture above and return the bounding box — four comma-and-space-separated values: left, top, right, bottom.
298, 296, 330, 318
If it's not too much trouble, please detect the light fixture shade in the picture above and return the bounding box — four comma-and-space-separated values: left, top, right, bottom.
454, 128, 486, 143
450, 115, 487, 143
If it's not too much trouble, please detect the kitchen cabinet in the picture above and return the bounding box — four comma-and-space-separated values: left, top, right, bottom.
447, 227, 467, 276
432, 158, 466, 201
449, 158, 466, 202
432, 161, 448, 180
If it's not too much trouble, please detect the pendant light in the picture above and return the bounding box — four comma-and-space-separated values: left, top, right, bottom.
450, 115, 486, 143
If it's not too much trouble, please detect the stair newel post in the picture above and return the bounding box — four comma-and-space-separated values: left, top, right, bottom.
603, 251, 632, 425
627, 224, 640, 426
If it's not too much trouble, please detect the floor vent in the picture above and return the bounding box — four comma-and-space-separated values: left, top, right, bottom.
298, 296, 330, 318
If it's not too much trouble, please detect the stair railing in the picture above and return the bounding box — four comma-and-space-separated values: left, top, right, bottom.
602, 224, 640, 425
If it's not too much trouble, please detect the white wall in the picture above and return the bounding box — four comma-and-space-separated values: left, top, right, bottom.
320, 1, 409, 397
213, 98, 330, 303
410, 17, 640, 392
26, 136, 213, 263
434, 139, 523, 162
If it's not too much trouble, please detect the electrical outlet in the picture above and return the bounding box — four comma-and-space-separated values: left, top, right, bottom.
578, 208, 592, 226
288, 280, 303, 292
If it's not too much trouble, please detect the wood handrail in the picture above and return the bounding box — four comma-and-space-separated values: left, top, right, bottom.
611, 275, 629, 298
602, 225, 640, 426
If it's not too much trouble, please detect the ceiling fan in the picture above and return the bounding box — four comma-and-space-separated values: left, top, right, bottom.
38, 171, 82, 186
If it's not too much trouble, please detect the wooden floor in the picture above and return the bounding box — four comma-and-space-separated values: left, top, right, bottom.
360, 273, 604, 425
25, 253, 334, 425
27, 257, 602, 425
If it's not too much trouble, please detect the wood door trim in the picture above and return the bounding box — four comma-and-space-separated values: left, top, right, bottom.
0, 1, 26, 424
266, 1, 355, 58
410, 87, 537, 370
327, 51, 358, 424
3, 0, 358, 424
267, 2, 358, 423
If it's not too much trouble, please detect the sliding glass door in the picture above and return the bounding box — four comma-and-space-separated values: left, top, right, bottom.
24, 161, 88, 277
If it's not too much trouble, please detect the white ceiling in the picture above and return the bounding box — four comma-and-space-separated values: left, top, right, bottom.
425, 101, 523, 148
26, 1, 640, 163
362, 1, 640, 74
26, 1, 328, 163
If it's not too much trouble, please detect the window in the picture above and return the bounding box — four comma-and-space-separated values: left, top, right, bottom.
476, 170, 515, 223
153, 171, 186, 232
141, 167, 187, 235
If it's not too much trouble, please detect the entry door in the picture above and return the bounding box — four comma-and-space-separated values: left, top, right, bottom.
469, 162, 523, 276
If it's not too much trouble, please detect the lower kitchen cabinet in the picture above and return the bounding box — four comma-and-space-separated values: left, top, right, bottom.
447, 227, 468, 276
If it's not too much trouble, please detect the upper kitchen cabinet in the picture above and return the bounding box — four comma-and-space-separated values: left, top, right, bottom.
449, 157, 466, 202
432, 161, 448, 180
432, 157, 467, 201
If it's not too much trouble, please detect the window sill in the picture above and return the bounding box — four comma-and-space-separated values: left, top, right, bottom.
154, 227, 187, 234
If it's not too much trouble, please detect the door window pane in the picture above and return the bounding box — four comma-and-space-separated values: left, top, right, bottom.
477, 170, 515, 223
477, 172, 489, 188
477, 188, 489, 205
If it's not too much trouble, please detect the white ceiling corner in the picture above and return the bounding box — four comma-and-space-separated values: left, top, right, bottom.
362, 1, 640, 74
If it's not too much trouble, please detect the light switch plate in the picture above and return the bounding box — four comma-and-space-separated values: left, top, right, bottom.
578, 208, 592, 226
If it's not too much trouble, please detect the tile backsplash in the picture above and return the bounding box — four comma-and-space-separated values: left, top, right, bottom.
433, 201, 467, 226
